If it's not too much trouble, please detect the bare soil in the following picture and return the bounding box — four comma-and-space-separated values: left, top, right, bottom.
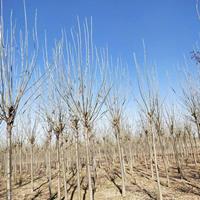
1, 161, 200, 200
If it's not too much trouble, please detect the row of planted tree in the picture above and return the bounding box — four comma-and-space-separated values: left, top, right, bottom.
1, 4, 200, 200
0, 111, 200, 200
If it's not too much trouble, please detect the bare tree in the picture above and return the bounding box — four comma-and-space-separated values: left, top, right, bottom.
105, 58, 129, 198
54, 19, 110, 200
70, 115, 81, 200
154, 98, 170, 186
43, 33, 70, 200
165, 107, 184, 179
134, 54, 163, 200
14, 124, 25, 185
0, 2, 39, 199
139, 113, 154, 179
182, 83, 200, 139
26, 117, 38, 193
45, 117, 53, 198
50, 109, 65, 200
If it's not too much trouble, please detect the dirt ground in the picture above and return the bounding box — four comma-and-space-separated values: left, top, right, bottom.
1, 161, 200, 200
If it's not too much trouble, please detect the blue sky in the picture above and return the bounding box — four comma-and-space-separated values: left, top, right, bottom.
3, 0, 199, 58
2, 0, 200, 107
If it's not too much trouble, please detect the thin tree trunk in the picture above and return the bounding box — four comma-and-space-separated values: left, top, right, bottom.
146, 133, 154, 179
128, 142, 133, 173
194, 117, 200, 140
19, 144, 22, 183
151, 124, 162, 200
188, 132, 197, 167
172, 137, 184, 178
121, 145, 126, 177
7, 124, 12, 200
157, 133, 170, 187
193, 135, 199, 162
61, 134, 68, 200
98, 146, 102, 168
56, 135, 61, 200
4, 152, 7, 177
75, 133, 81, 200
116, 132, 126, 198
25, 151, 28, 173
85, 128, 93, 200
48, 140, 52, 198
103, 140, 110, 170
31, 144, 34, 192
13, 147, 17, 183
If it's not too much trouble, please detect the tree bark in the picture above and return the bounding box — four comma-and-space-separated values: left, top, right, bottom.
48, 139, 52, 198
19, 144, 22, 183
13, 147, 17, 183
188, 132, 197, 167
116, 131, 126, 198
6, 124, 12, 200
172, 136, 184, 179
56, 135, 61, 200
157, 133, 170, 187
61, 134, 68, 200
85, 128, 93, 200
146, 132, 154, 179
128, 141, 133, 172
30, 144, 34, 192
75, 133, 81, 200
25, 151, 28, 173
150, 121, 162, 200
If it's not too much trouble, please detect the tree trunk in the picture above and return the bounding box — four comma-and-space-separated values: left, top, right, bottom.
128, 141, 133, 173
56, 135, 61, 200
19, 144, 22, 183
25, 151, 28, 173
75, 133, 81, 200
194, 117, 200, 140
172, 136, 184, 179
85, 128, 93, 200
6, 124, 12, 200
146, 133, 154, 179
188, 132, 197, 167
4, 152, 7, 177
30, 144, 34, 192
48, 139, 52, 198
157, 133, 170, 187
193, 135, 199, 162
116, 131, 126, 198
151, 123, 162, 200
61, 134, 68, 200
13, 148, 17, 183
